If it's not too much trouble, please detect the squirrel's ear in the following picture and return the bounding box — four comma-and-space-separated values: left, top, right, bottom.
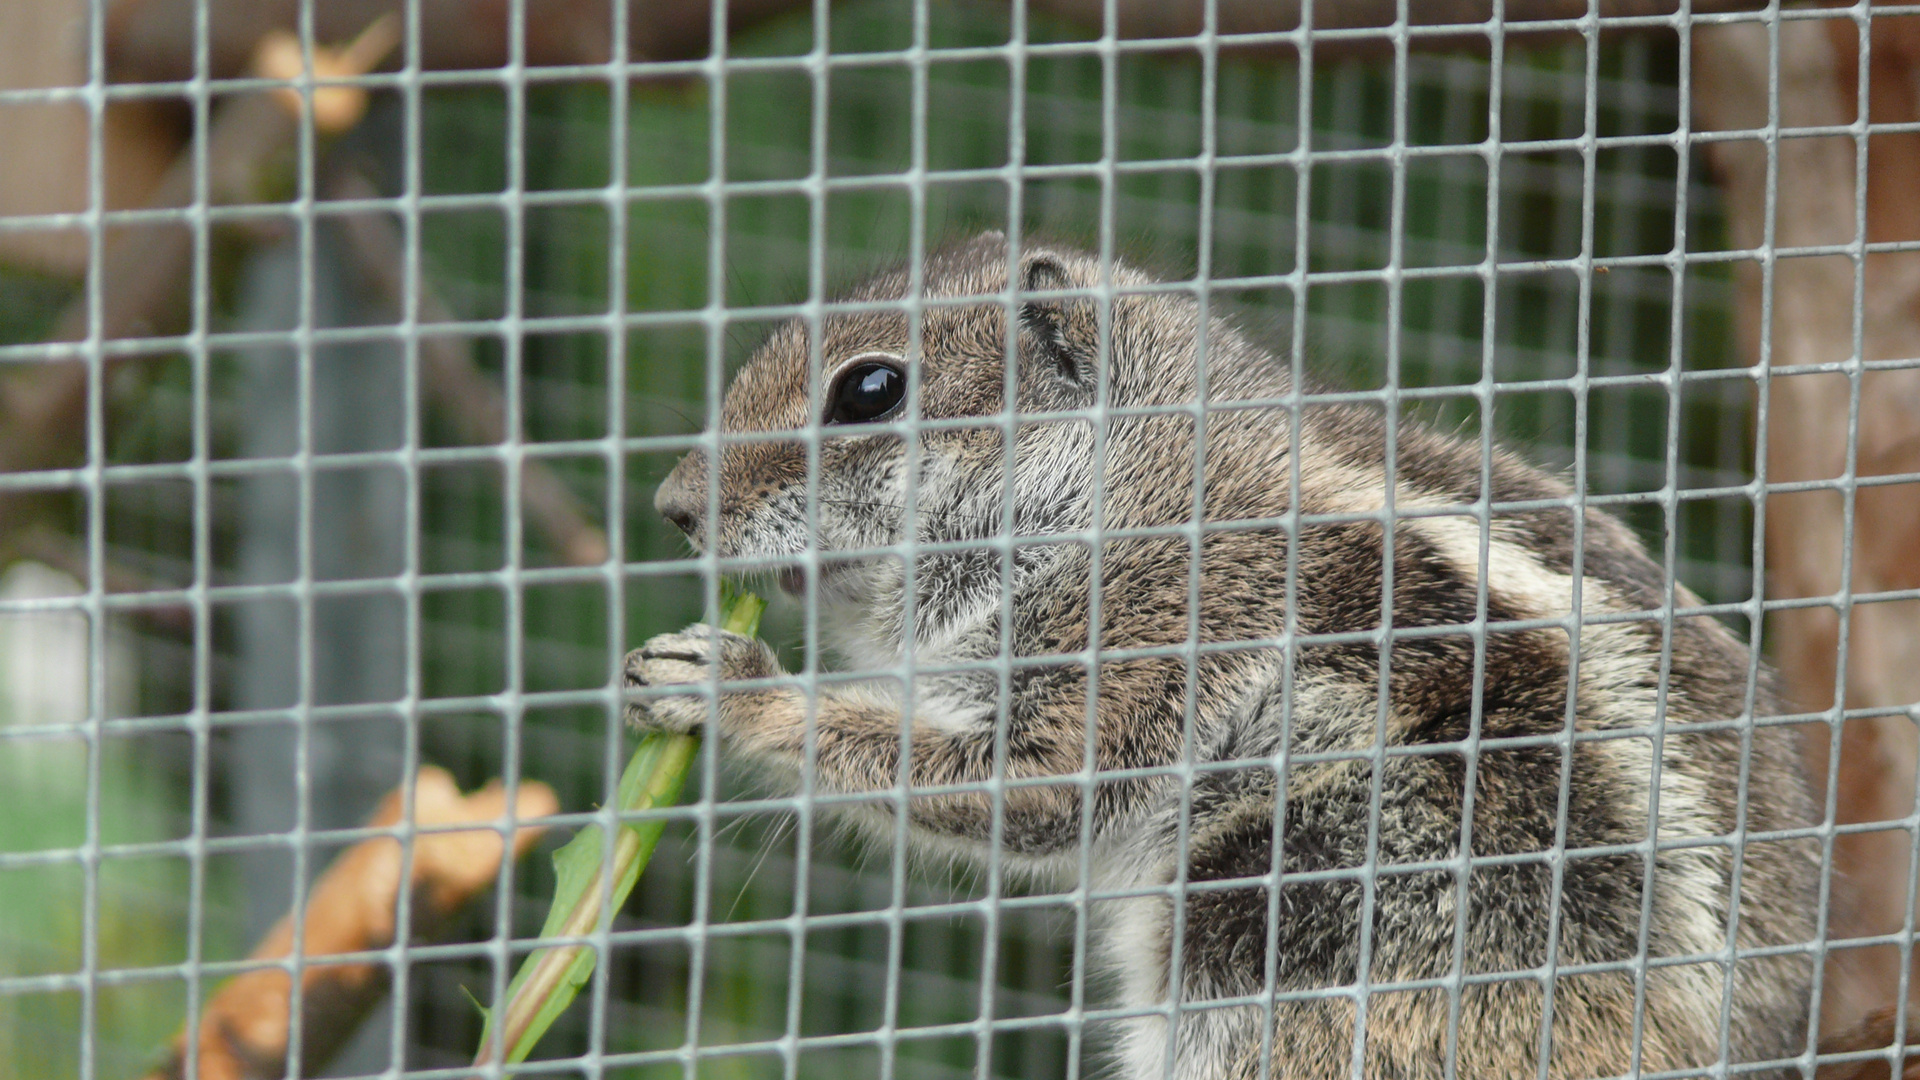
1017, 252, 1091, 391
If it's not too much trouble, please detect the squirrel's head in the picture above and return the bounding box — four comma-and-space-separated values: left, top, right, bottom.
652, 232, 1292, 630
654, 232, 1156, 609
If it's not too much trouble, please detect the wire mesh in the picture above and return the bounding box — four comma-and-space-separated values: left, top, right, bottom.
0, 1, 1885, 1078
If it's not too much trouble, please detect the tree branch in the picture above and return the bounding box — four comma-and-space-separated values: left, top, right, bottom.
138, 767, 557, 1080
329, 169, 612, 569
0, 86, 298, 570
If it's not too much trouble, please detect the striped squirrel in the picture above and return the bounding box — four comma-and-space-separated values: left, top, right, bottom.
625, 234, 1819, 1079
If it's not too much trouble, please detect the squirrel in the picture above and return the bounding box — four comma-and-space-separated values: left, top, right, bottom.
625, 233, 1820, 1080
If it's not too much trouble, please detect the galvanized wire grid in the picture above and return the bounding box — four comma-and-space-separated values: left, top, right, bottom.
0, 1, 1846, 1078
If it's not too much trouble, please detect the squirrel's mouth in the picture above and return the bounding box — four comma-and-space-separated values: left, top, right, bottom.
776, 558, 869, 601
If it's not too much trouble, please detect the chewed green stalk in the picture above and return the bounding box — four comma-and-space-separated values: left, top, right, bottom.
473, 589, 766, 1067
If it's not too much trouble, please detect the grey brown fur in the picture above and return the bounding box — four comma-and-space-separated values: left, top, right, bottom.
627, 234, 1818, 1079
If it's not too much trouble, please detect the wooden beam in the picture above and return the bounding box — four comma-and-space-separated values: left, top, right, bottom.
1694, 7, 1920, 1039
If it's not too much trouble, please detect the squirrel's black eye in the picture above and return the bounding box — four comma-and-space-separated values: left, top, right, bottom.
826, 358, 906, 424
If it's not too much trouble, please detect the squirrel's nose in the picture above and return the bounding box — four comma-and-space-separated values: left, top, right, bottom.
654, 481, 701, 539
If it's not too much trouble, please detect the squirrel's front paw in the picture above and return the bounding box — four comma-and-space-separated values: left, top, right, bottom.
623, 624, 780, 733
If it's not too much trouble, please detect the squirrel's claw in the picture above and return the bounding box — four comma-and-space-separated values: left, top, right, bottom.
623, 624, 780, 733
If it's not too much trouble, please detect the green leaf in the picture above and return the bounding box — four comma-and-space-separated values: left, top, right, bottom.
472, 589, 764, 1066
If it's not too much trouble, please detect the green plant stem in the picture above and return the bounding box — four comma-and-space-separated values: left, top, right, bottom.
472, 591, 765, 1068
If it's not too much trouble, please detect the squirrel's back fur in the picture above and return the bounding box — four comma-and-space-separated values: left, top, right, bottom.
635, 233, 1819, 1079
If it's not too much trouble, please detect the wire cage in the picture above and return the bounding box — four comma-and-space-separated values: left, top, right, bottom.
1, 1, 1915, 1078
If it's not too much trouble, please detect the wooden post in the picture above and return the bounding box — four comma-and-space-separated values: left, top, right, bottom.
1695, 8, 1920, 1038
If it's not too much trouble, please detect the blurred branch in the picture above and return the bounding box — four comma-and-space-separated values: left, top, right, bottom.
0, 17, 401, 566
104, 0, 802, 82
137, 767, 557, 1080
102, 0, 1782, 83
0, 0, 181, 276
0, 87, 297, 564
1694, 12, 1920, 1041
1, 12, 607, 587
329, 170, 611, 569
